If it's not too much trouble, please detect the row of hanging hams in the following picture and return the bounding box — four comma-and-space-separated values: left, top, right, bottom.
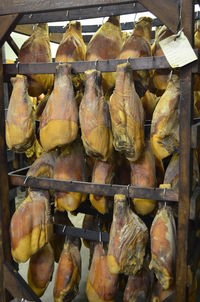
6, 17, 200, 164
7, 15, 200, 302
9, 146, 199, 301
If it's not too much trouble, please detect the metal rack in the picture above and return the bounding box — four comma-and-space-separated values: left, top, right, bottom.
0, 1, 198, 301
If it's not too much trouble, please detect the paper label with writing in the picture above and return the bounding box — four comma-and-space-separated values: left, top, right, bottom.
159, 31, 197, 68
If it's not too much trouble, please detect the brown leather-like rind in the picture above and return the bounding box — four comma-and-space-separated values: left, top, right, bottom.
123, 268, 151, 302
40, 64, 78, 151
86, 243, 118, 302
150, 75, 180, 160
149, 206, 176, 290
27, 151, 56, 179
10, 190, 53, 263
151, 26, 173, 92
164, 151, 199, 191
54, 239, 81, 302
119, 17, 153, 91
6, 75, 35, 152
86, 16, 123, 95
107, 194, 148, 275
55, 21, 86, 62
18, 23, 54, 97
90, 160, 114, 214
130, 141, 156, 215
141, 90, 160, 119
54, 142, 87, 212
79, 70, 113, 161
28, 243, 54, 297
109, 63, 144, 161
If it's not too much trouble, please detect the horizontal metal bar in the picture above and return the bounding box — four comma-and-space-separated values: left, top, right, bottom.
8, 172, 178, 202
19, 2, 146, 24
48, 19, 162, 34
3, 55, 199, 78
4, 262, 41, 301
46, 12, 200, 35
54, 224, 109, 243
3, 56, 171, 76
0, 0, 137, 16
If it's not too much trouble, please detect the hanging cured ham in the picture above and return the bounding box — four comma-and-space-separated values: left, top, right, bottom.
40, 64, 78, 152
151, 75, 180, 160
86, 16, 123, 96
18, 23, 54, 97
6, 75, 35, 152
123, 268, 151, 302
79, 70, 113, 161
119, 17, 152, 92
90, 160, 114, 214
107, 194, 148, 275
28, 243, 54, 297
149, 206, 176, 290
163, 151, 199, 191
86, 243, 118, 302
109, 63, 144, 161
130, 141, 157, 215
10, 190, 53, 263
27, 151, 56, 179
54, 238, 81, 302
56, 21, 86, 62
141, 90, 160, 119
151, 25, 173, 92
54, 142, 87, 212
55, 21, 86, 107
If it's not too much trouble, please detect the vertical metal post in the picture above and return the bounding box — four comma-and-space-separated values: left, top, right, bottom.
0, 47, 12, 301
176, 0, 194, 301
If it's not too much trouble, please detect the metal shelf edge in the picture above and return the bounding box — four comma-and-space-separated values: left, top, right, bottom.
8, 173, 179, 202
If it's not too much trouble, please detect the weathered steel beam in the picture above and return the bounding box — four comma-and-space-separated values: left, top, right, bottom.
0, 14, 21, 47
0, 0, 136, 16
8, 172, 179, 202
4, 262, 41, 301
137, 0, 179, 33
176, 0, 194, 301
19, 2, 145, 24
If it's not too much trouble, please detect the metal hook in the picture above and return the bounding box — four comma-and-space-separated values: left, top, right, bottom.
28, 14, 32, 19
127, 57, 131, 65
95, 59, 98, 70
176, 2, 182, 34
168, 69, 173, 82
97, 6, 102, 12
66, 10, 69, 17
98, 215, 102, 243
163, 188, 167, 208
23, 175, 30, 185
16, 61, 19, 74
127, 184, 132, 206
62, 225, 66, 233
99, 229, 102, 242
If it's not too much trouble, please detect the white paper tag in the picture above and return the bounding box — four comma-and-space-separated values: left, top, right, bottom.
159, 30, 197, 68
